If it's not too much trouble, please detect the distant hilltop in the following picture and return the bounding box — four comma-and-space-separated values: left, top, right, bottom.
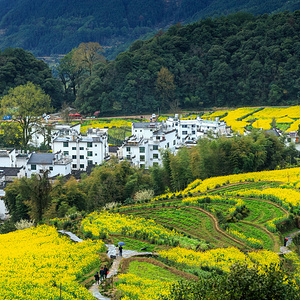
0, 0, 299, 58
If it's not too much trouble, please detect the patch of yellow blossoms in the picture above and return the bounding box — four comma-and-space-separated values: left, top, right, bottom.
183, 167, 300, 195
81, 119, 134, 133
252, 118, 272, 130
0, 225, 105, 299
116, 273, 171, 300
81, 211, 179, 241
159, 247, 279, 273
225, 187, 300, 208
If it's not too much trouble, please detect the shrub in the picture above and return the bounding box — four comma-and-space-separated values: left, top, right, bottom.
134, 189, 155, 202
15, 219, 35, 230
103, 202, 120, 210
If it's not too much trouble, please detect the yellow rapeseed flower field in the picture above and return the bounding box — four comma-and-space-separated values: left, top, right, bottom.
225, 187, 300, 208
81, 211, 179, 242
0, 225, 105, 299
183, 167, 300, 195
159, 247, 279, 273
116, 273, 172, 300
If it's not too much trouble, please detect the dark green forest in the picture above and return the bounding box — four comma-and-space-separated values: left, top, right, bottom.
0, 11, 299, 115
74, 11, 300, 115
0, 0, 299, 58
0, 48, 63, 109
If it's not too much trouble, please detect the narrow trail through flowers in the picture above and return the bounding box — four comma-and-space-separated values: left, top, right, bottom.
88, 244, 156, 300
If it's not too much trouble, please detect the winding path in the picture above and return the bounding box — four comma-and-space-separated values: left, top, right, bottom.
280, 230, 300, 254
88, 244, 156, 300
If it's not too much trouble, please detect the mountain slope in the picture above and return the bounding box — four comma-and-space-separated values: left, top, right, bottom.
0, 0, 299, 58
75, 11, 300, 114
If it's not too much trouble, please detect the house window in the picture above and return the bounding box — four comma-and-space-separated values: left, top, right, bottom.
167, 143, 169, 147
49, 166, 53, 171
80, 164, 84, 169
153, 154, 158, 159
126, 155, 131, 159
140, 164, 145, 169
182, 125, 188, 128
173, 140, 176, 145
182, 131, 188, 135
72, 147, 76, 150
31, 165, 36, 170
72, 164, 77, 169
87, 142, 92, 147
88, 160, 93, 165
192, 131, 195, 134
153, 145, 158, 150
153, 162, 159, 167
63, 142, 68, 147
72, 155, 76, 159
140, 155, 145, 161
63, 151, 69, 156
126, 147, 131, 152
87, 151, 93, 157
79, 147, 84, 150
80, 155, 84, 159
139, 147, 145, 153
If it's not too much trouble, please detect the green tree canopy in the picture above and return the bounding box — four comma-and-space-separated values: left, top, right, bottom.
1, 82, 51, 147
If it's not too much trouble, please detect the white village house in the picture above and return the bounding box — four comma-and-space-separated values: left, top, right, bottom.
119, 122, 178, 169
52, 127, 109, 171
165, 114, 231, 144
30, 123, 81, 148
26, 152, 72, 178
119, 114, 231, 169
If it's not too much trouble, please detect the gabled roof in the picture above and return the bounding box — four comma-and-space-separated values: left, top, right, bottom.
27, 153, 54, 165
109, 145, 119, 153
132, 122, 161, 128
0, 167, 22, 176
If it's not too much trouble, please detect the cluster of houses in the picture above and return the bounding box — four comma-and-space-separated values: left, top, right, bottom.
0, 113, 299, 218
118, 114, 230, 168
1, 114, 299, 181
0, 115, 230, 183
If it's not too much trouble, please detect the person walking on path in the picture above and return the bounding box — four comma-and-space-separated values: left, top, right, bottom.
284, 237, 288, 247
99, 267, 104, 282
94, 271, 100, 285
119, 245, 123, 256
103, 265, 108, 279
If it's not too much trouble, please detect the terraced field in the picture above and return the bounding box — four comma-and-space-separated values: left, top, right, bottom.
127, 206, 242, 248
117, 180, 290, 252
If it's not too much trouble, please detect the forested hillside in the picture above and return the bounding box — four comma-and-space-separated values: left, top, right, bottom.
0, 0, 298, 58
74, 11, 300, 115
0, 48, 63, 108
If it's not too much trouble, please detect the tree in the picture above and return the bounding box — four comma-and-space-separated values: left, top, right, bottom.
3, 178, 31, 223
73, 42, 105, 76
26, 170, 52, 222
0, 122, 22, 148
1, 82, 51, 147
162, 263, 300, 300
156, 67, 176, 111
57, 49, 83, 99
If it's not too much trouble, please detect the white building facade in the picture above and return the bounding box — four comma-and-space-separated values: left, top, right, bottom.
52, 128, 109, 171
26, 152, 72, 178
120, 122, 177, 169
165, 114, 231, 144
30, 123, 81, 148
